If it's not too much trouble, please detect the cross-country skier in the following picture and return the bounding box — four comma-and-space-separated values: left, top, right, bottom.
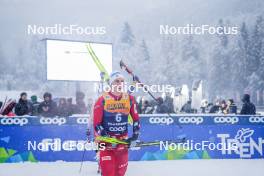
93, 71, 140, 176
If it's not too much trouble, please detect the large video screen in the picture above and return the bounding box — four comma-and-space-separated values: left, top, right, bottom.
46, 39, 112, 81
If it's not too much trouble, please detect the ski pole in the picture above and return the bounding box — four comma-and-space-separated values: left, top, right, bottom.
78, 140, 88, 173
79, 116, 93, 173
120, 60, 182, 129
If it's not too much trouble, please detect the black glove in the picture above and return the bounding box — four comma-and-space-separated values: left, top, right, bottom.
124, 134, 138, 148
125, 121, 140, 147
125, 133, 139, 144
95, 125, 108, 136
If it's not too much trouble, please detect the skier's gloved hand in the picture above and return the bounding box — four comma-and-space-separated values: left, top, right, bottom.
95, 125, 108, 137
125, 133, 139, 148
125, 121, 140, 146
132, 120, 140, 131
128, 120, 140, 148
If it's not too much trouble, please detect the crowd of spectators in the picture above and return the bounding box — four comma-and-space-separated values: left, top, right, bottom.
0, 91, 94, 117
0, 92, 257, 117
137, 93, 256, 115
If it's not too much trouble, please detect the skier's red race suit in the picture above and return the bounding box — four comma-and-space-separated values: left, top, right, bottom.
93, 91, 140, 176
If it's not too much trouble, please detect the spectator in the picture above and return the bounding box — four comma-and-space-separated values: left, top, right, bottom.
31, 95, 40, 116
220, 100, 228, 114
226, 99, 237, 114
155, 97, 169, 114
66, 98, 75, 116
38, 92, 57, 117
74, 91, 87, 114
141, 100, 154, 114
201, 99, 209, 113
209, 100, 221, 113
164, 93, 174, 113
181, 100, 192, 113
57, 98, 69, 117
15, 92, 32, 116
240, 94, 256, 115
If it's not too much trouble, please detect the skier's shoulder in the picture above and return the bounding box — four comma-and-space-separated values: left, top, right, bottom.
127, 93, 136, 101
95, 95, 105, 104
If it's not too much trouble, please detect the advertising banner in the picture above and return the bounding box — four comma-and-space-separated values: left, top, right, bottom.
0, 115, 263, 163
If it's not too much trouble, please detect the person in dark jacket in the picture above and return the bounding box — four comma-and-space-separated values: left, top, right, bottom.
155, 97, 169, 114
31, 95, 40, 116
66, 98, 75, 116
38, 92, 58, 117
15, 92, 32, 116
164, 94, 174, 113
226, 99, 237, 114
181, 100, 192, 113
240, 94, 256, 115
141, 100, 154, 114
220, 100, 228, 114
57, 98, 69, 117
209, 100, 221, 113
74, 91, 87, 114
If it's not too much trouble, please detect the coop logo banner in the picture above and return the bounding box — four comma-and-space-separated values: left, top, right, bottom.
149, 117, 174, 125
214, 116, 239, 124
76, 117, 89, 124
217, 128, 264, 158
0, 117, 28, 126
39, 117, 66, 125
249, 116, 264, 123
178, 116, 204, 125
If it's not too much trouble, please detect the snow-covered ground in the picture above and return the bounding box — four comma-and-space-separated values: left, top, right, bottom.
1, 159, 263, 176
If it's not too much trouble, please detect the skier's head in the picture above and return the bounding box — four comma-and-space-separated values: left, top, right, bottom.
109, 71, 124, 85
109, 71, 125, 94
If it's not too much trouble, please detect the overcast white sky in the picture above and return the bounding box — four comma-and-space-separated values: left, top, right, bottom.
0, 0, 263, 60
